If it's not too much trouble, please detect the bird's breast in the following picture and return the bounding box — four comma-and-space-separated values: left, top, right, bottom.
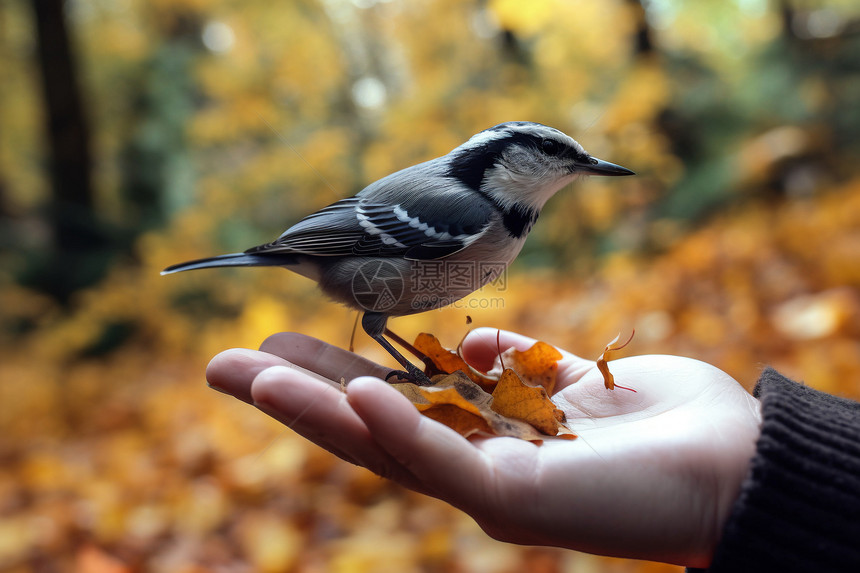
313, 232, 526, 317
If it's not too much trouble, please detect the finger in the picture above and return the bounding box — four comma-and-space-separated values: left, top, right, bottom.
250, 366, 429, 493
207, 348, 291, 404
460, 328, 593, 390
260, 332, 391, 381
460, 328, 542, 370
555, 355, 597, 392
346, 376, 491, 512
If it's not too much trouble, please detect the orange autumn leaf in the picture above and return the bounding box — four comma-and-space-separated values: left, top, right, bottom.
413, 332, 471, 376
596, 330, 636, 391
491, 369, 573, 438
394, 334, 575, 442
413, 332, 496, 389
491, 341, 563, 394
415, 331, 564, 394
75, 544, 131, 573
423, 404, 494, 436
392, 371, 569, 442
393, 372, 490, 417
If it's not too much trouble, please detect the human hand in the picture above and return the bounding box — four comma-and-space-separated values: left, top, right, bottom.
206, 328, 762, 568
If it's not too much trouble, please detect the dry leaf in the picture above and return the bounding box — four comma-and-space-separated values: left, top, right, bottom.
423, 404, 493, 436
491, 369, 569, 436
596, 331, 636, 391
75, 544, 131, 573
413, 332, 497, 389
392, 371, 566, 442
393, 372, 490, 416
489, 341, 563, 394
394, 332, 576, 442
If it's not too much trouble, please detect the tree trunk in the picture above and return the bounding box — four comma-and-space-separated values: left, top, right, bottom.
30, 0, 110, 303
32, 0, 93, 213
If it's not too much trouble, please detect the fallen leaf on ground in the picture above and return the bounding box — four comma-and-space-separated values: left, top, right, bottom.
75, 544, 131, 573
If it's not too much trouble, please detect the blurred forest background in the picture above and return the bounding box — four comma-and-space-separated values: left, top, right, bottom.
2, 0, 860, 571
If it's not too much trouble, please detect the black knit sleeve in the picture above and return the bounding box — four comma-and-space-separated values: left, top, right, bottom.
695, 368, 860, 572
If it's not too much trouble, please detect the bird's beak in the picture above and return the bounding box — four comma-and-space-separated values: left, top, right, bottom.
574, 157, 635, 177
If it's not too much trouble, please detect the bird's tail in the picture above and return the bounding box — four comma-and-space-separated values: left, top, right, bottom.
161, 252, 299, 275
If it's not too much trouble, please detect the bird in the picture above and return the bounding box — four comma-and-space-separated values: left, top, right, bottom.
162, 121, 634, 383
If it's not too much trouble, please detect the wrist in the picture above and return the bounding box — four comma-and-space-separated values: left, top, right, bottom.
707, 396, 761, 563
708, 368, 860, 572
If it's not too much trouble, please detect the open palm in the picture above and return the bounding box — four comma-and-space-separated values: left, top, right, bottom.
207, 328, 761, 568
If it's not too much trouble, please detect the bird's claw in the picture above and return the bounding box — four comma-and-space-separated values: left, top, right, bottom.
385, 365, 433, 386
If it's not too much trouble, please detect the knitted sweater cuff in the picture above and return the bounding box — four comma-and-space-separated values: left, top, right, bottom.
703, 368, 860, 572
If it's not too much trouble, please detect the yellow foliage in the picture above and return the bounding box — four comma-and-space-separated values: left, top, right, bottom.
489, 0, 556, 37
235, 512, 304, 573
2, 0, 860, 571
603, 60, 671, 132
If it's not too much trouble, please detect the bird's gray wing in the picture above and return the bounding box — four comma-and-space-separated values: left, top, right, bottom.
353, 188, 494, 260
244, 197, 365, 256
246, 172, 495, 261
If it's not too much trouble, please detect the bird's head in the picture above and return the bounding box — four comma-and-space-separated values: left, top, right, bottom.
447, 121, 633, 212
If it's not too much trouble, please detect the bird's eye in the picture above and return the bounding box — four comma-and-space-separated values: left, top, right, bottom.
541, 139, 560, 156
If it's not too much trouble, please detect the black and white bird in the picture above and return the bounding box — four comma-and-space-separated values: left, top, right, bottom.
163, 121, 634, 382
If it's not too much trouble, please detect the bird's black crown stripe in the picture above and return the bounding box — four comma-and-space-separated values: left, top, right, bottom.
445, 127, 553, 238
447, 131, 543, 192
446, 128, 586, 193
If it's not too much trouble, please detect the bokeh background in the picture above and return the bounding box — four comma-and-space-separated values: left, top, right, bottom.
2, 0, 860, 571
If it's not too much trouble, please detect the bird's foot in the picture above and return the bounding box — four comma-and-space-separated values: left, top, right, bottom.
385, 364, 433, 386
